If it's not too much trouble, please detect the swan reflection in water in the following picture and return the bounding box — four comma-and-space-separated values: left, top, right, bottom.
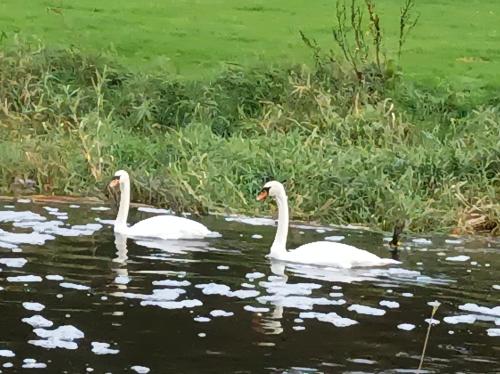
251, 258, 452, 336
112, 233, 130, 291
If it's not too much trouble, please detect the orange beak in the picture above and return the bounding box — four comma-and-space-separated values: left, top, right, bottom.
256, 189, 269, 201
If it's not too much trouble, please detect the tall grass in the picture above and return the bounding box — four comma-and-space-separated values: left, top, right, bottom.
0, 38, 498, 233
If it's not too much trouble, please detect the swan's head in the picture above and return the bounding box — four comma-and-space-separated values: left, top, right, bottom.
109, 170, 130, 189
256, 180, 286, 201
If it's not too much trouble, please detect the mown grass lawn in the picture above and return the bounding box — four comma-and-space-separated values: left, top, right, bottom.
1, 0, 499, 86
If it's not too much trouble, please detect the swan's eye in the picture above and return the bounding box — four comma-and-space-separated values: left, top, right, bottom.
256, 187, 270, 201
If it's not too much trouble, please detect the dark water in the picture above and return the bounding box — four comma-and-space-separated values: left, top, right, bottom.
0, 202, 499, 373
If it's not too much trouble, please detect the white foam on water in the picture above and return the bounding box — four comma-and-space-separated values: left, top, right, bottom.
198, 332, 206, 338
101, 296, 108, 301
241, 283, 255, 288
0, 258, 27, 268
425, 318, 440, 325
397, 323, 416, 331
14, 220, 103, 237
95, 218, 115, 225
294, 318, 303, 323
315, 229, 326, 233
0, 229, 54, 245
379, 300, 400, 309
193, 316, 211, 323
0, 350, 15, 357
324, 235, 345, 242
131, 366, 150, 374
210, 309, 234, 317
243, 305, 270, 313
443, 315, 477, 325
194, 283, 260, 299
245, 272, 265, 281
114, 275, 130, 285
251, 234, 263, 239
69, 205, 80, 208
445, 239, 463, 244
0, 211, 45, 223
493, 285, 500, 290
140, 299, 202, 309
293, 326, 306, 331
8, 275, 42, 283
329, 292, 343, 298
258, 295, 345, 310
33, 325, 84, 341
448, 330, 455, 335
70, 223, 103, 234
259, 281, 322, 296
91, 342, 119, 355
224, 216, 276, 226
446, 255, 470, 262
402, 293, 414, 298
217, 265, 230, 270
17, 199, 31, 203
231, 289, 260, 299
112, 288, 186, 301
195, 283, 230, 295
293, 223, 334, 232
0, 241, 18, 249
23, 302, 45, 312
3, 205, 15, 208
91, 206, 110, 211
347, 304, 386, 316
487, 328, 500, 337
412, 238, 432, 245
22, 361, 47, 369
3, 362, 13, 368
299, 311, 358, 327
45, 275, 64, 281
138, 207, 173, 214
59, 282, 90, 291
152, 279, 191, 287
22, 315, 53, 328
471, 261, 478, 266
459, 303, 500, 317
29, 339, 77, 350
331, 285, 342, 290
348, 358, 377, 365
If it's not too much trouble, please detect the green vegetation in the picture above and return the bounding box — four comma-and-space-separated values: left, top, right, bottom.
0, 0, 499, 86
0, 0, 498, 234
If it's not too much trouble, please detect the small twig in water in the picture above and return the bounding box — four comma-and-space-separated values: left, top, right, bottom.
418, 301, 440, 372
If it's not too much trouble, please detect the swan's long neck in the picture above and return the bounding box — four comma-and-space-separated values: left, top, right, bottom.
270, 191, 289, 258
114, 180, 130, 233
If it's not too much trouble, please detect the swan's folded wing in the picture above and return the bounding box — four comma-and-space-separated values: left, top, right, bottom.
128, 215, 211, 240
289, 241, 398, 268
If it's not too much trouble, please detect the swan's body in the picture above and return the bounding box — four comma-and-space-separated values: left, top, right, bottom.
257, 181, 399, 269
109, 170, 215, 240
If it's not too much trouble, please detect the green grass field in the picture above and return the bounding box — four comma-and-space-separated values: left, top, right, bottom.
1, 0, 499, 86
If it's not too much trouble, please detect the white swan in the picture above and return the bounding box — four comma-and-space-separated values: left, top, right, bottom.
108, 170, 217, 240
256, 181, 400, 268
